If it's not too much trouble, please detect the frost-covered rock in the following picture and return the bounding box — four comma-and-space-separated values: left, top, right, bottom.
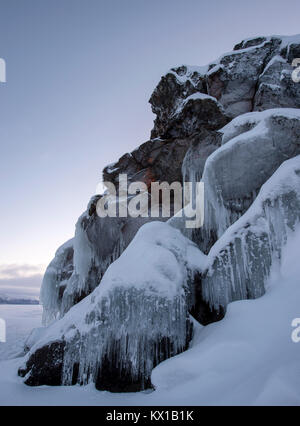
149, 65, 209, 139
202, 155, 300, 311
254, 39, 300, 111
207, 35, 300, 117
44, 131, 224, 321
42, 35, 300, 322
103, 135, 195, 188
41, 135, 198, 322
19, 222, 205, 391
206, 37, 280, 117
150, 90, 229, 139
150, 35, 300, 134
202, 108, 300, 250
43, 195, 160, 322
36, 34, 300, 394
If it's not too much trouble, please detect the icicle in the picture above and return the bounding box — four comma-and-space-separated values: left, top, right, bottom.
202, 156, 300, 311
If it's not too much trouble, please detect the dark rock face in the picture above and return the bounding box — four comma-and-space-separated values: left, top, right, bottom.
150, 91, 229, 139
189, 273, 225, 326
94, 330, 192, 393
206, 38, 281, 117
149, 66, 208, 139
103, 131, 224, 189
254, 55, 300, 111
103, 137, 191, 189
18, 341, 65, 387
233, 37, 267, 51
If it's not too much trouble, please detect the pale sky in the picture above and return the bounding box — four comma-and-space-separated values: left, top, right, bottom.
0, 0, 300, 295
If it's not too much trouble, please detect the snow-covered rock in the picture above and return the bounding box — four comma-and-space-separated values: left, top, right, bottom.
45, 195, 160, 322
149, 65, 209, 139
206, 37, 280, 117
35, 35, 300, 396
207, 35, 300, 117
150, 35, 300, 137
150, 80, 229, 139
42, 35, 300, 321
19, 222, 205, 391
254, 55, 300, 111
202, 109, 300, 250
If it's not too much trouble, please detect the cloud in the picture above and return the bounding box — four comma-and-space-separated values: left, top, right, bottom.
0, 264, 45, 280
0, 264, 45, 299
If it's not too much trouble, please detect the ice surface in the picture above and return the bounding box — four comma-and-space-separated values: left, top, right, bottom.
0, 305, 42, 361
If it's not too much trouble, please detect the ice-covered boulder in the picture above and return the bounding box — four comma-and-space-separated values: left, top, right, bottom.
42, 195, 160, 323
19, 222, 205, 392
202, 155, 300, 311
202, 109, 300, 250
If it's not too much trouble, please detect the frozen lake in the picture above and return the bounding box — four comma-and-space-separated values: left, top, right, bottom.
0, 304, 42, 361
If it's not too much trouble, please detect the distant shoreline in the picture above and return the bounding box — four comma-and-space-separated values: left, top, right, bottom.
0, 299, 40, 306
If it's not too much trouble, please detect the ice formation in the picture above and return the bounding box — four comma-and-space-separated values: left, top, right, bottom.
202, 155, 300, 310
202, 109, 300, 246
20, 222, 206, 391
40, 238, 74, 325
41, 195, 160, 324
